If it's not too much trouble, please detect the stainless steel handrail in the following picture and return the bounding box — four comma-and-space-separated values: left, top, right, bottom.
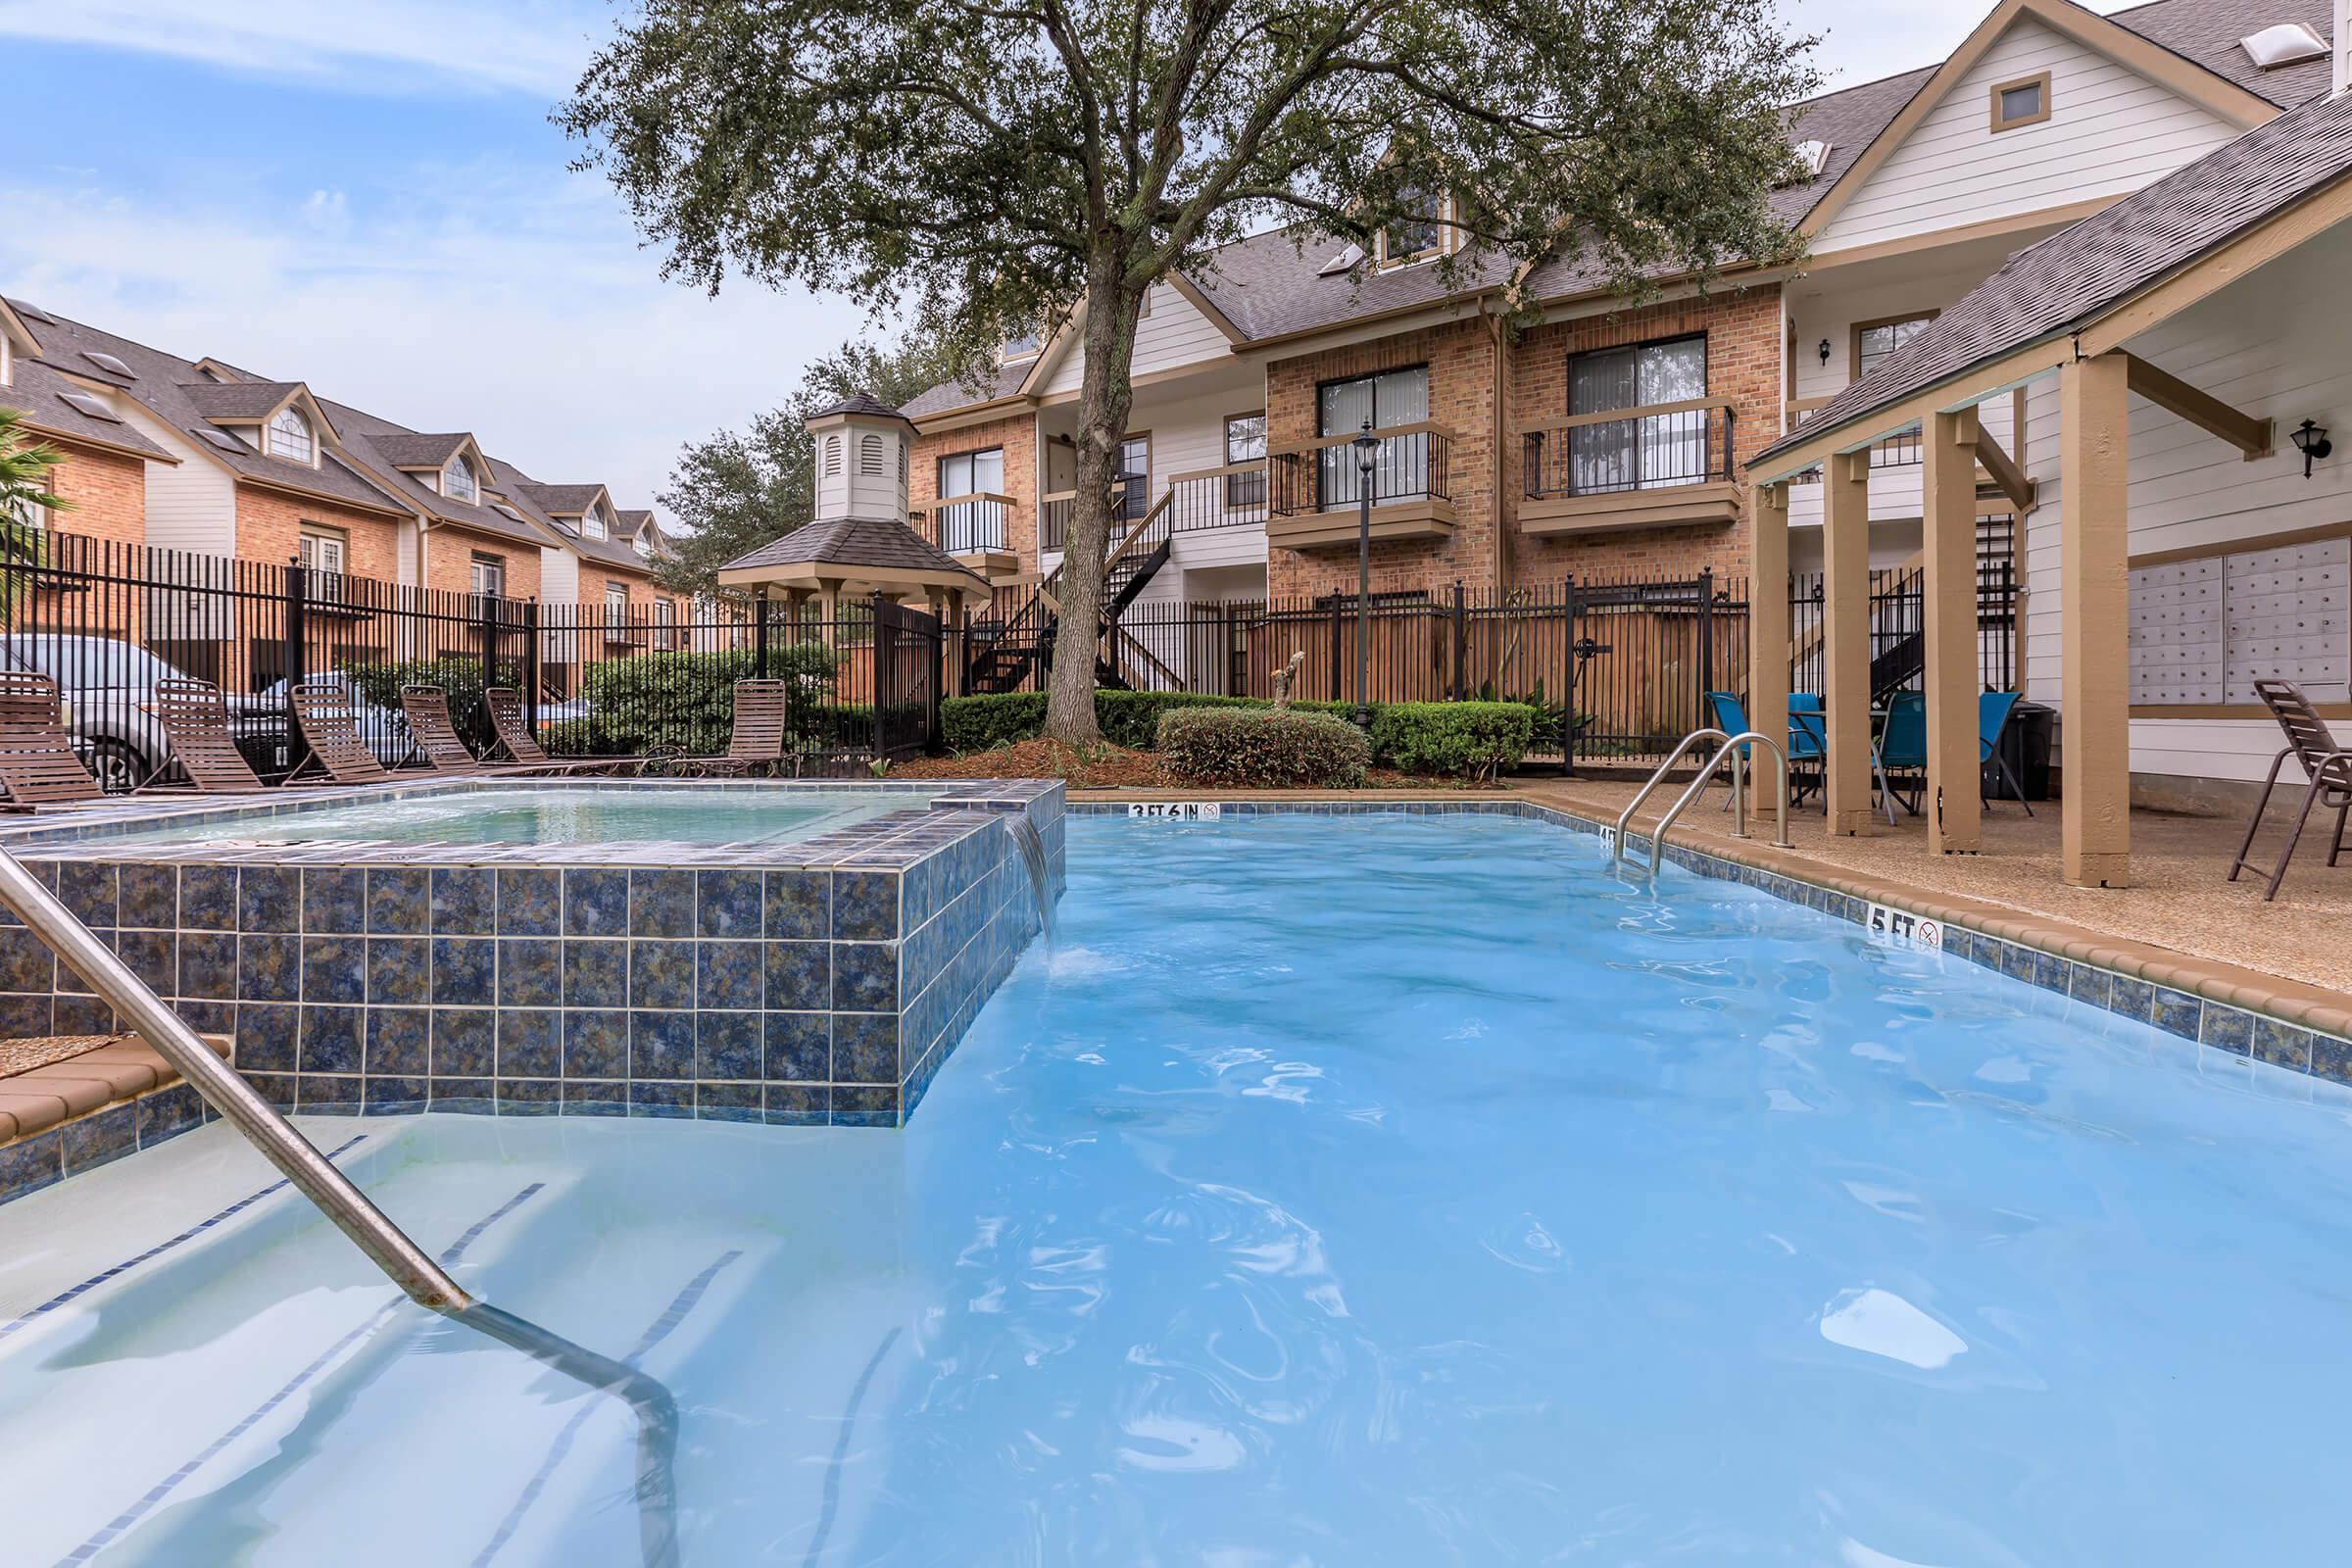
1611, 727, 1728, 865
0, 844, 681, 1567
1646, 731, 1793, 864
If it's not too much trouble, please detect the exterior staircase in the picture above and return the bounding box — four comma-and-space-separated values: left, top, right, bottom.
965, 490, 1176, 694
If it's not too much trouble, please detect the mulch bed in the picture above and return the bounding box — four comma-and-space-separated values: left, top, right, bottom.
893, 740, 1510, 792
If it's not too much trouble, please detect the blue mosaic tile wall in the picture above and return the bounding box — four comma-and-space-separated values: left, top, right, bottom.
2, 781, 1063, 1131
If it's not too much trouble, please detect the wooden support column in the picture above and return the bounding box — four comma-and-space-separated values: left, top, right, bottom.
1822, 451, 1875, 835
1922, 406, 1983, 855
1745, 479, 1790, 767
2061, 353, 2132, 887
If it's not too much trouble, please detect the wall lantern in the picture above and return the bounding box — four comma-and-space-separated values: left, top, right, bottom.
1817, 338, 1832, 368
2289, 418, 2331, 478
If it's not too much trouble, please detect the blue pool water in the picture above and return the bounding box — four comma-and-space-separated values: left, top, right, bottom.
6, 811, 2352, 1563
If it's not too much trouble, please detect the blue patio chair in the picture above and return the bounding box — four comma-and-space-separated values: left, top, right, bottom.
1705, 691, 1747, 811
1876, 691, 1927, 819
1980, 690, 2034, 816
1787, 692, 1827, 808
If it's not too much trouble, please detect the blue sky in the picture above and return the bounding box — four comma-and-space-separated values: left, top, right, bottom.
0, 0, 2083, 522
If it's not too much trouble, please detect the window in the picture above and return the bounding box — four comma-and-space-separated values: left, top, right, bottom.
1989, 72, 2050, 131
656, 597, 677, 649
1317, 366, 1429, 510
937, 446, 1004, 499
605, 582, 629, 628
266, 405, 315, 464
444, 452, 478, 504
582, 504, 608, 541
822, 434, 842, 476
1223, 414, 1266, 511
469, 552, 506, 597
298, 525, 346, 577
1377, 188, 1445, 266
5, 493, 46, 537
1566, 335, 1709, 494
1853, 313, 1936, 380
0, 334, 11, 388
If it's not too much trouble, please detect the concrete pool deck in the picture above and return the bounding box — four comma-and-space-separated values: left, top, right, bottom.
1068, 779, 2352, 1043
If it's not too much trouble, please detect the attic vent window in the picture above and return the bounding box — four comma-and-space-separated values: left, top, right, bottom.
80, 351, 134, 379
822, 433, 842, 476
1989, 72, 2050, 131
859, 433, 885, 476
57, 391, 121, 424
2239, 22, 2328, 67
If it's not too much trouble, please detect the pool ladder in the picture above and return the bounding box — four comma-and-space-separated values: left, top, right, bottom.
0, 846, 682, 1567
1610, 726, 1794, 874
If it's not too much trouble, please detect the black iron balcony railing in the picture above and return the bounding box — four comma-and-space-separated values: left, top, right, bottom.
1038, 491, 1074, 554
1166, 462, 1268, 532
1522, 398, 1735, 500
924, 493, 1010, 556
1270, 423, 1453, 515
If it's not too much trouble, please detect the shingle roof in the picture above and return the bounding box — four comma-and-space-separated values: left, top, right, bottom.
901, 361, 1030, 418
0, 308, 413, 514
514, 481, 605, 514
722, 514, 990, 587
368, 431, 471, 468
0, 357, 171, 460
321, 401, 552, 546
904, 0, 2336, 419
1753, 87, 2352, 466
810, 393, 912, 421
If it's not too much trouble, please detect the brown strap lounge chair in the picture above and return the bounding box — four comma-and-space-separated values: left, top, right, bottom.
481, 687, 635, 775
144, 677, 268, 794
2230, 678, 2352, 901
0, 671, 105, 808
670, 679, 792, 777
287, 679, 396, 785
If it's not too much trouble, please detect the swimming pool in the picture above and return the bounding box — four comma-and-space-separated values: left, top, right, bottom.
6, 809, 2349, 1562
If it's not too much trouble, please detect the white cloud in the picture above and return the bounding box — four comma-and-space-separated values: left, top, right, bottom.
0, 0, 598, 96
0, 161, 875, 524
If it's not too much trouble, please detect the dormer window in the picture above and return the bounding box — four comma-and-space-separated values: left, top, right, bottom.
444, 451, 478, 504
267, 405, 315, 465
582, 504, 608, 541
1377, 188, 1446, 268
633, 529, 653, 559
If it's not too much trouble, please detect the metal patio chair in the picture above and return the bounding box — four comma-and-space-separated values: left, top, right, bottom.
143, 677, 269, 794
1979, 690, 2034, 816
661, 679, 793, 778
286, 679, 397, 786
2229, 678, 2352, 901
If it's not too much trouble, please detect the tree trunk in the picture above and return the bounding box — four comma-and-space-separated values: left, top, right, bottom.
1045, 251, 1144, 745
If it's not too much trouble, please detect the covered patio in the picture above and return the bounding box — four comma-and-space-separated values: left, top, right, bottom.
1744, 91, 2352, 899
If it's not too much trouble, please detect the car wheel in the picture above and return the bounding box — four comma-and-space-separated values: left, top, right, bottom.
86, 738, 148, 794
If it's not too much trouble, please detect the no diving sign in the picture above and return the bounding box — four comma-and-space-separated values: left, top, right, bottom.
1867, 904, 1943, 949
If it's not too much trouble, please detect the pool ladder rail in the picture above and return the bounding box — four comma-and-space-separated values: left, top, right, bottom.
1610, 726, 1794, 874
0, 847, 682, 1568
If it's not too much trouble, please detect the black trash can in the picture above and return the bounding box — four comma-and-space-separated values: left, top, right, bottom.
1984, 699, 2053, 801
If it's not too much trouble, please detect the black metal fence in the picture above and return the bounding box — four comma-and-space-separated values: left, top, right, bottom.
0, 532, 940, 788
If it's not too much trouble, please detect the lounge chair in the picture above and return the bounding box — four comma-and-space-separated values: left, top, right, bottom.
0, 672, 105, 808
143, 677, 269, 794
287, 679, 396, 785
2228, 679, 2352, 901
662, 679, 792, 778
481, 688, 635, 776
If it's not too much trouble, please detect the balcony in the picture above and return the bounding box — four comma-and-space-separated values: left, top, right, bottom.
920, 492, 1018, 577
1267, 423, 1456, 551
1518, 398, 1739, 535
1166, 462, 1268, 533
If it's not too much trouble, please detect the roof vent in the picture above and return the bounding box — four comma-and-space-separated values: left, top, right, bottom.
494, 503, 524, 522
2240, 23, 2328, 67
80, 350, 135, 380
56, 391, 121, 424
1318, 241, 1366, 276
195, 427, 249, 454
1792, 139, 1833, 178
9, 300, 55, 325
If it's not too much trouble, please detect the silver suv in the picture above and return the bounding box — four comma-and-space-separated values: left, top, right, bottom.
0, 635, 207, 790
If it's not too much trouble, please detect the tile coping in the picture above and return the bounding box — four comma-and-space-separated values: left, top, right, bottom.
1066, 791, 2352, 1073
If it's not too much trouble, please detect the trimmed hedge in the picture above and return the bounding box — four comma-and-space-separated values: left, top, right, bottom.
942, 689, 1540, 778
546, 643, 845, 756
1156, 708, 1369, 788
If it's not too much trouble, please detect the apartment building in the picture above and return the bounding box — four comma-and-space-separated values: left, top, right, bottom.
901, 0, 2335, 621
0, 298, 671, 622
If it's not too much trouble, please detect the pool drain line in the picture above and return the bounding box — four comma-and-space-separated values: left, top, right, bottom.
0, 846, 680, 1568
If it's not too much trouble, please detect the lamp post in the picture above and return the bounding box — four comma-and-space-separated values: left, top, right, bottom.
1351, 418, 1381, 728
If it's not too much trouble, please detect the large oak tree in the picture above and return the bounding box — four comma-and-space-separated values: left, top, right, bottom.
564, 0, 1815, 741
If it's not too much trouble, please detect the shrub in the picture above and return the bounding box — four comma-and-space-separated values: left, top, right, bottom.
347, 655, 523, 725
1155, 708, 1369, 788
1367, 702, 1539, 781
561, 643, 847, 756
941, 691, 1048, 753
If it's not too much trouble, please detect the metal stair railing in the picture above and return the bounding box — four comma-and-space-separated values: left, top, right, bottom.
1611, 725, 1793, 874
0, 844, 682, 1567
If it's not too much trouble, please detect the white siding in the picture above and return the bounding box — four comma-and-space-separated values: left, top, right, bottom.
1040, 282, 1232, 395
111, 404, 236, 556
1814, 19, 2240, 256
2019, 222, 2352, 784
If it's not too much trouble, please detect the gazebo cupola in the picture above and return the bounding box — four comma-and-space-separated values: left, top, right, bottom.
808, 393, 913, 524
